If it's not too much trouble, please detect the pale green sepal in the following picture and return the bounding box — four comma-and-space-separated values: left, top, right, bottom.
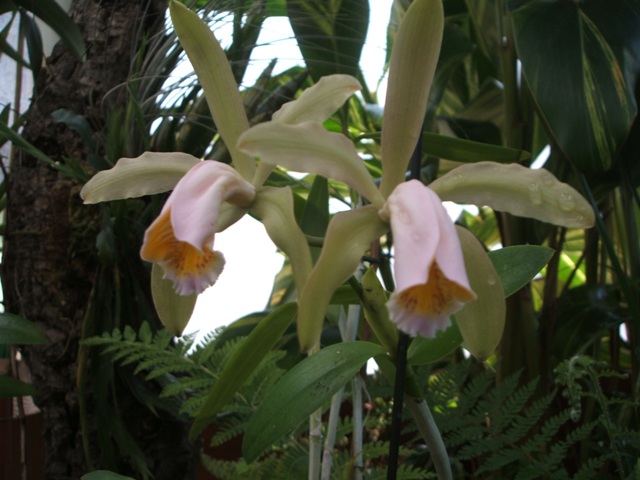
150, 263, 197, 337
238, 122, 384, 207
361, 267, 398, 358
80, 152, 199, 203
216, 203, 249, 233
251, 186, 313, 294
455, 227, 505, 361
297, 206, 388, 351
430, 162, 595, 228
273, 74, 362, 125
190, 303, 298, 440
380, 0, 444, 197
169, 1, 255, 180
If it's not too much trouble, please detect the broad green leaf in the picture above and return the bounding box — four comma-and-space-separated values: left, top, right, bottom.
80, 152, 199, 203
359, 132, 529, 164
0, 313, 48, 345
510, 0, 640, 173
430, 162, 595, 228
456, 227, 505, 360
296, 206, 387, 351
286, 0, 369, 81
488, 245, 554, 297
380, 0, 444, 196
15, 0, 85, 60
190, 303, 297, 439
243, 341, 385, 462
300, 175, 330, 237
170, 1, 255, 180
150, 264, 197, 337
407, 320, 463, 366
80, 471, 135, 480
0, 375, 37, 398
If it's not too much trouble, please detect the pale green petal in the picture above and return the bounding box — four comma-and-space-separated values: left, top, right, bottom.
430, 162, 595, 228
151, 263, 198, 337
170, 1, 255, 180
297, 206, 388, 351
251, 186, 313, 294
238, 122, 384, 207
380, 0, 444, 197
455, 227, 505, 361
80, 152, 200, 203
272, 74, 361, 125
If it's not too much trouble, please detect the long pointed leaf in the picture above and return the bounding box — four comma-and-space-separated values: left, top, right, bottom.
242, 341, 385, 462
190, 303, 298, 439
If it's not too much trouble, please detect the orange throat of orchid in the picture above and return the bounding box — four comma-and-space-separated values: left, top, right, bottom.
140, 208, 224, 295
395, 261, 476, 320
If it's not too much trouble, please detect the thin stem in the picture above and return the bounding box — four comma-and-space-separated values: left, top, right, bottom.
387, 332, 409, 480
308, 343, 323, 480
405, 396, 453, 480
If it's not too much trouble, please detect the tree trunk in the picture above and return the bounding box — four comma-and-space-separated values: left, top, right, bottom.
4, 1, 195, 478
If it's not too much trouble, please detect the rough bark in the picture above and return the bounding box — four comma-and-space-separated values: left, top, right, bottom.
4, 1, 195, 478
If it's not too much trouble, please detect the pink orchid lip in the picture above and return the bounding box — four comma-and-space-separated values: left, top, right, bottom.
141, 160, 255, 295
382, 180, 476, 337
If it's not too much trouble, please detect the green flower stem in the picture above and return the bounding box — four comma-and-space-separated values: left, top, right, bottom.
321, 386, 345, 480
308, 343, 323, 480
405, 394, 452, 480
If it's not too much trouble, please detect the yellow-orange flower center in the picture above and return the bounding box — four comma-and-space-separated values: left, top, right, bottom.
396, 262, 476, 315
141, 208, 222, 292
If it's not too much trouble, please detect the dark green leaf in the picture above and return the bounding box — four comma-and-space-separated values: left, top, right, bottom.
15, 0, 85, 60
510, 0, 640, 173
0, 313, 48, 345
190, 303, 298, 439
488, 245, 554, 297
407, 320, 464, 366
242, 341, 385, 462
0, 375, 37, 398
300, 175, 329, 236
287, 0, 369, 80
81, 471, 136, 480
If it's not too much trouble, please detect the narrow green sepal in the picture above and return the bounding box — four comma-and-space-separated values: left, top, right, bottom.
150, 263, 197, 337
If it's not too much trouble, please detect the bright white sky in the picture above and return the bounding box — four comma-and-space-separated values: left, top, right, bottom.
184, 2, 393, 339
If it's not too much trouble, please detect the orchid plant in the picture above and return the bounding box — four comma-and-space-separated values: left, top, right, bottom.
80, 0, 595, 478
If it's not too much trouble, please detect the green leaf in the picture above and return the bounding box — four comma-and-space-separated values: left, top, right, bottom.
407, 320, 463, 366
488, 245, 554, 297
0, 313, 48, 345
0, 375, 37, 398
286, 0, 369, 81
510, 0, 640, 173
80, 471, 136, 480
242, 341, 385, 462
15, 0, 85, 60
190, 303, 298, 440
